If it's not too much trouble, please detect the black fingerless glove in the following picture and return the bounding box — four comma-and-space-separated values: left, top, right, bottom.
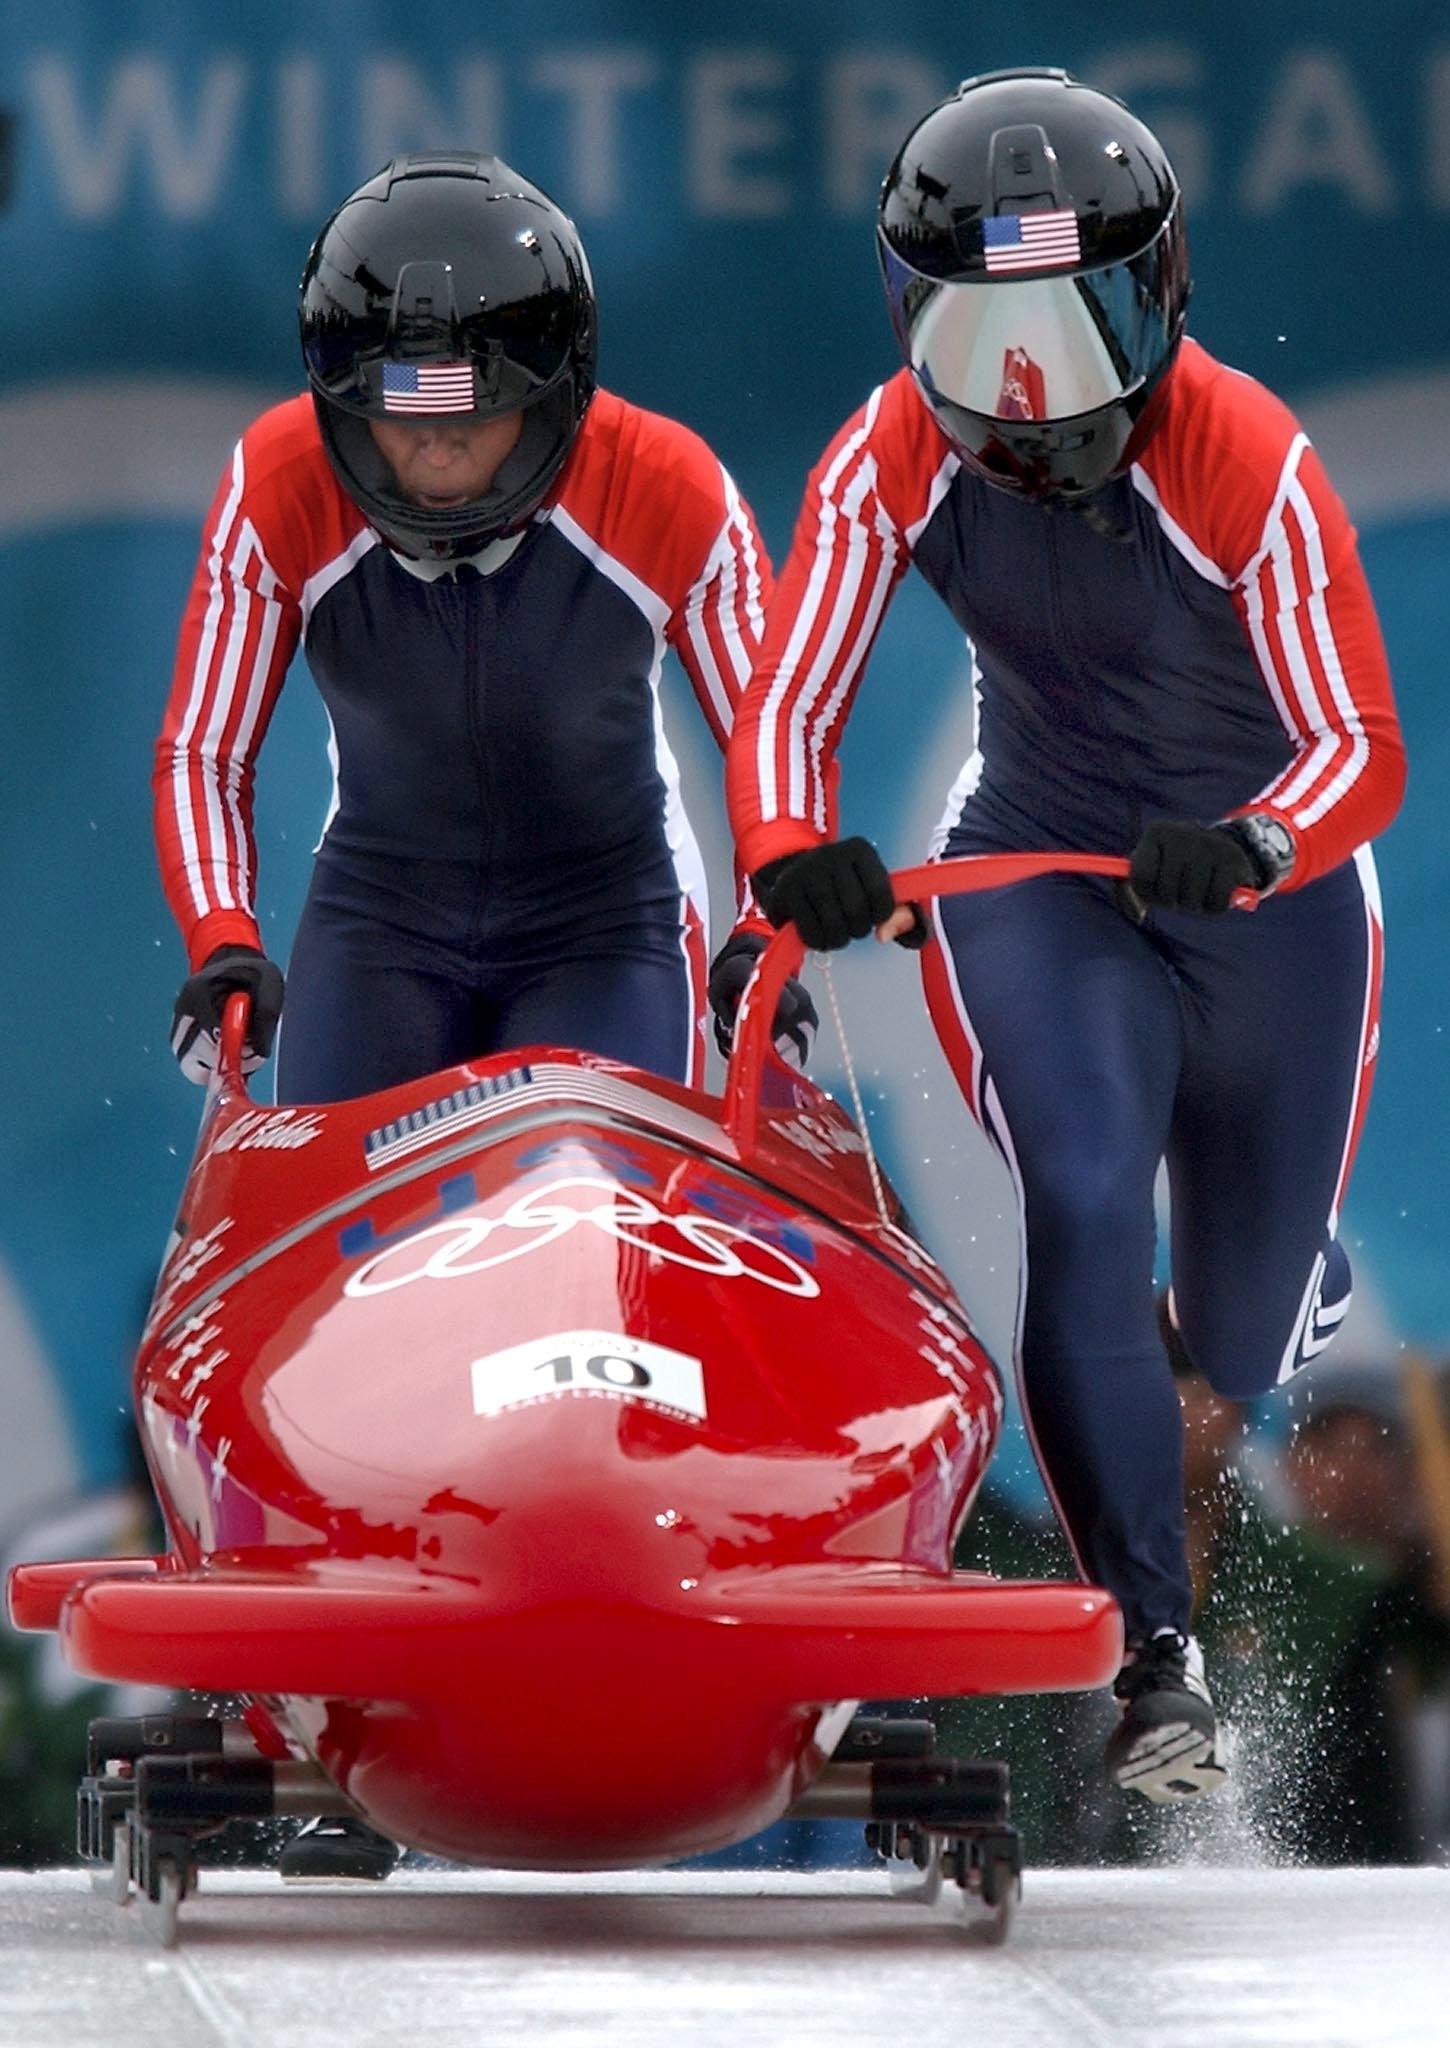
707, 932, 819, 1067
752, 837, 896, 951
1127, 821, 1261, 915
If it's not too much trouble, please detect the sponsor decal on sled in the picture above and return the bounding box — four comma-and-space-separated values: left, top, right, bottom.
771, 1109, 867, 1164
212, 1108, 326, 1153
470, 1329, 708, 1424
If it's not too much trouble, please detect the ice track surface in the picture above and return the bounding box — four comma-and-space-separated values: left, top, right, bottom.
5, 1866, 1449, 2047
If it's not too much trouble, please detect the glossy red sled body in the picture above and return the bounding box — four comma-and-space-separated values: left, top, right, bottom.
10, 856, 1126, 1870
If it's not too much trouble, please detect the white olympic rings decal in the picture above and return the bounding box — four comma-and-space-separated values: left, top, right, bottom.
343, 1176, 820, 1299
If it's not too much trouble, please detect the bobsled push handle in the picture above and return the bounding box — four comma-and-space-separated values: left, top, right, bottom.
218, 989, 252, 1096
723, 850, 1136, 1159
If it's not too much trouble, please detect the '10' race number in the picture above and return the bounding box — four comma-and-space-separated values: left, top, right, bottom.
471, 1328, 708, 1422
536, 1349, 651, 1388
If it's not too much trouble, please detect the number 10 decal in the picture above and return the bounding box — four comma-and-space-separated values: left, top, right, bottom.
471, 1329, 707, 1423
537, 1351, 651, 1389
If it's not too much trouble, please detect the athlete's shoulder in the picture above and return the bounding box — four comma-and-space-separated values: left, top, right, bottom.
1156, 338, 1305, 470
806, 368, 957, 536
562, 388, 735, 504
874, 366, 953, 447
221, 393, 368, 587
815, 368, 950, 458
552, 388, 756, 600
232, 393, 327, 490
1134, 338, 1320, 577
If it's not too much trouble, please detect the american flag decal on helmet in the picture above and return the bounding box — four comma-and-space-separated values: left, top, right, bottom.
982, 209, 1082, 274
381, 361, 476, 413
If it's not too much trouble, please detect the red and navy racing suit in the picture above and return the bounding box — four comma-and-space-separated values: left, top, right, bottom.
728, 338, 1406, 1639
156, 389, 768, 1103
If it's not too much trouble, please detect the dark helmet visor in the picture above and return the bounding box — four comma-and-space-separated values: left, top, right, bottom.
880, 222, 1182, 427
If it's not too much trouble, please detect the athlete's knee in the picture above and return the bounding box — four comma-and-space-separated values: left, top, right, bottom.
1174, 1240, 1353, 1401
1023, 1141, 1155, 1270
1013, 1102, 1150, 1223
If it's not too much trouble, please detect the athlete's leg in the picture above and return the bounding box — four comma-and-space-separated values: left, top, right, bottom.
927, 874, 1192, 1637
276, 882, 482, 1104
487, 930, 704, 1086
1165, 853, 1381, 1399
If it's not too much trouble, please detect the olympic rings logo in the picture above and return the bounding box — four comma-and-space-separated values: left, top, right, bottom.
342, 1176, 821, 1299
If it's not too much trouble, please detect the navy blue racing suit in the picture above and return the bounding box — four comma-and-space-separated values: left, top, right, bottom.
157, 389, 768, 1102
729, 341, 1403, 1638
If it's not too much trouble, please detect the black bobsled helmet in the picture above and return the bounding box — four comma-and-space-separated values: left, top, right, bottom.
877, 68, 1190, 501
300, 152, 597, 558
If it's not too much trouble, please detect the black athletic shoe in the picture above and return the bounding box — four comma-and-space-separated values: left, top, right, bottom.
278, 1817, 400, 1882
1104, 1629, 1230, 1804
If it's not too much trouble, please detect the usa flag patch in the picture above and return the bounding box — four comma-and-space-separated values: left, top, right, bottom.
982, 209, 1082, 274
381, 360, 476, 413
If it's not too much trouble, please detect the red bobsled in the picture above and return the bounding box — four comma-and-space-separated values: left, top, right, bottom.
9, 855, 1124, 1916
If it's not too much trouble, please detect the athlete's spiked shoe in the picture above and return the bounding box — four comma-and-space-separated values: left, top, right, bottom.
1104, 1629, 1230, 1803
278, 1816, 400, 1881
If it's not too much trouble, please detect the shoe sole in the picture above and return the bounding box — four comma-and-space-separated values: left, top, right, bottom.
1111, 1719, 1230, 1804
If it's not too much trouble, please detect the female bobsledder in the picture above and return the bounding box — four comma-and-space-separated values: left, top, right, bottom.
722, 68, 1405, 1805
153, 152, 813, 1875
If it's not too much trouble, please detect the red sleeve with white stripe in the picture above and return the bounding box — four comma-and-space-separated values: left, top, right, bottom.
666, 459, 773, 927
666, 462, 770, 756
1139, 346, 1405, 890
727, 373, 954, 874
153, 428, 303, 968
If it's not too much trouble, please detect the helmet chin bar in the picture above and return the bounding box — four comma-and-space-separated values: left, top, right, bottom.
928, 399, 1131, 501
315, 385, 583, 559
918, 351, 1177, 502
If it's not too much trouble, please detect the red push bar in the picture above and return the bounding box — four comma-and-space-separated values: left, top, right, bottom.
724, 851, 1133, 1158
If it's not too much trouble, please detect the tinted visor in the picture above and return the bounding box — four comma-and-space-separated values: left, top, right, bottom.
316, 380, 585, 559
880, 228, 1180, 426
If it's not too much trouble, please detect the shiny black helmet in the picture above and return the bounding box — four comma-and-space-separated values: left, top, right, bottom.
300, 152, 597, 558
877, 68, 1190, 501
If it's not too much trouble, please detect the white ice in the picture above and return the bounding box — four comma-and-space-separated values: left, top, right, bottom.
5, 1865, 1448, 2047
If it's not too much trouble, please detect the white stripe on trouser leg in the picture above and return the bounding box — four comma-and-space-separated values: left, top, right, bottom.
1276, 1246, 1354, 1383
922, 906, 1094, 1584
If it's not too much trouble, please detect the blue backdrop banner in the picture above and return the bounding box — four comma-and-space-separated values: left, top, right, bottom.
2, 1, 1447, 1512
